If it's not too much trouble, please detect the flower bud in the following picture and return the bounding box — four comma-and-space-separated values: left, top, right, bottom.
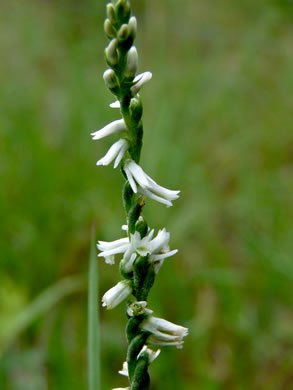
118, 24, 129, 42
128, 197, 145, 234
106, 3, 117, 24
128, 16, 137, 40
125, 46, 138, 78
127, 301, 153, 317
135, 218, 148, 238
137, 345, 161, 364
115, 0, 131, 24
105, 38, 119, 65
104, 18, 116, 39
103, 69, 119, 89
129, 97, 143, 123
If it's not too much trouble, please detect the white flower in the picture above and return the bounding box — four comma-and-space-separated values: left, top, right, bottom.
120, 230, 153, 273
110, 100, 121, 108
102, 280, 132, 310
131, 72, 152, 95
91, 119, 127, 140
98, 227, 176, 272
137, 345, 161, 363
118, 361, 128, 377
97, 139, 129, 168
97, 236, 129, 264
141, 316, 188, 349
123, 159, 180, 207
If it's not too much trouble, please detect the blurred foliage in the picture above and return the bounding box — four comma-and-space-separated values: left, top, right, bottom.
1, 0, 293, 389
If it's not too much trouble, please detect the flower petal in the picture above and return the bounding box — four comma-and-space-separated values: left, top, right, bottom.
91, 119, 126, 140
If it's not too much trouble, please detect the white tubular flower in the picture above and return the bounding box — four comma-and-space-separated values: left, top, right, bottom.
97, 139, 129, 168
91, 119, 127, 140
141, 316, 188, 349
147, 228, 178, 273
123, 159, 180, 207
137, 345, 161, 364
131, 71, 152, 95
102, 280, 132, 310
121, 230, 154, 273
97, 236, 129, 264
110, 100, 121, 108
118, 361, 128, 377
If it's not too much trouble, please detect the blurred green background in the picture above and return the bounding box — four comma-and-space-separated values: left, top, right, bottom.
1, 0, 293, 389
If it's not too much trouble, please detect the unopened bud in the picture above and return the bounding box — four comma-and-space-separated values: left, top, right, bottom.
105, 38, 119, 65
106, 3, 117, 24
129, 97, 143, 123
125, 46, 138, 78
103, 69, 119, 89
128, 16, 137, 40
115, 0, 131, 24
104, 19, 116, 39
118, 24, 129, 42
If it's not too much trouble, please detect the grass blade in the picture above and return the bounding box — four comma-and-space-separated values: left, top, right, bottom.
0, 275, 86, 356
88, 226, 101, 390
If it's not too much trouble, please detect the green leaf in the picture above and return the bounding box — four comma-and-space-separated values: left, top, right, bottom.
88, 226, 101, 390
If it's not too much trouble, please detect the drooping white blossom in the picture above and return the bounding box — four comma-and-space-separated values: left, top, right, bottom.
123, 159, 180, 207
91, 119, 127, 140
141, 316, 188, 349
102, 280, 132, 310
97, 236, 129, 264
97, 138, 129, 168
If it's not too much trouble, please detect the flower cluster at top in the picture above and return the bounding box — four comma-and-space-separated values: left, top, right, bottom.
93, 1, 188, 389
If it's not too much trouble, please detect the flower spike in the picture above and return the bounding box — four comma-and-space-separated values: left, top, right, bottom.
93, 2, 187, 389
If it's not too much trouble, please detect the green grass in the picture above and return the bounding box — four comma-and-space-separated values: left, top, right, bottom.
1, 0, 293, 389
